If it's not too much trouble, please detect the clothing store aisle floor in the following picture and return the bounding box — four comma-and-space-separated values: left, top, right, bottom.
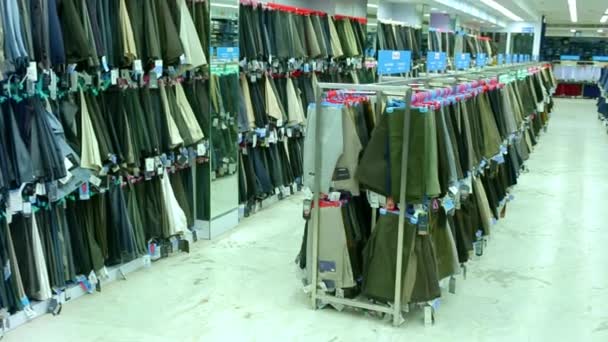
8, 99, 608, 342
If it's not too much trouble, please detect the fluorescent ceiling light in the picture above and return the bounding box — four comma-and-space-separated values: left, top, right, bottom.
431, 7, 438, 10
568, 0, 577, 23
423, 13, 430, 17
480, 0, 523, 21
433, 0, 507, 27
602, 15, 608, 23
210, 3, 238, 9
367, 4, 378, 8
570, 29, 576, 33
598, 29, 604, 33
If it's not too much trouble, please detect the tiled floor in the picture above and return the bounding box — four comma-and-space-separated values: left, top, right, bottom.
8, 99, 608, 341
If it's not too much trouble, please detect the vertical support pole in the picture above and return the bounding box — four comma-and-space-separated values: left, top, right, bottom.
393, 88, 413, 326
371, 90, 384, 232
310, 84, 324, 309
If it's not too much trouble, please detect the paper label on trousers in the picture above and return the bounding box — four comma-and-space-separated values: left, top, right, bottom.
9, 191, 22, 213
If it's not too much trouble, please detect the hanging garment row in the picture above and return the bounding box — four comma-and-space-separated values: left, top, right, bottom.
0, 69, 230, 319
0, 0, 209, 72
239, 2, 366, 62
236, 68, 375, 216
297, 65, 556, 306
375, 21, 422, 60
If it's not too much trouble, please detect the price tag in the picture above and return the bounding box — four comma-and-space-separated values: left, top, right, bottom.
35, 183, 46, 196
27, 62, 38, 81
79, 182, 90, 200
22, 202, 32, 215
111, 69, 119, 85
367, 191, 380, 208
89, 175, 102, 188
197, 143, 206, 156
145, 158, 155, 172
101, 56, 110, 72
442, 197, 455, 212
154, 60, 163, 78
133, 59, 143, 73
9, 190, 22, 213
328, 192, 341, 202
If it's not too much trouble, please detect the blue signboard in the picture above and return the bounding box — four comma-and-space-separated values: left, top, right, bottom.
215, 47, 240, 62
506, 54, 512, 64
520, 54, 525, 62
454, 53, 471, 70
592, 56, 608, 62
560, 55, 580, 61
427, 52, 447, 72
521, 26, 535, 33
476, 53, 487, 67
497, 54, 504, 65
378, 50, 412, 75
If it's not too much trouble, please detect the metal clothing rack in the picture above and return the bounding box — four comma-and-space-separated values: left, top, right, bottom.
310, 82, 412, 326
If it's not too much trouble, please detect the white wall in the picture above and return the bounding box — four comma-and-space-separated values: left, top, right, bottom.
377, 3, 421, 26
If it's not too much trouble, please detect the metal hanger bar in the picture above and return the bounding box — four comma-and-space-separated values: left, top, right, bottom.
317, 82, 411, 93
314, 294, 395, 314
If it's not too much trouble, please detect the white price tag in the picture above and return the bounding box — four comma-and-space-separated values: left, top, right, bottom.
89, 175, 102, 188
101, 56, 110, 72
328, 192, 341, 202
111, 69, 119, 85
64, 157, 74, 171
27, 62, 38, 81
133, 59, 143, 73
197, 143, 206, 156
35, 183, 46, 196
9, 191, 22, 213
22, 202, 32, 215
367, 191, 380, 208
154, 60, 163, 77
145, 158, 155, 172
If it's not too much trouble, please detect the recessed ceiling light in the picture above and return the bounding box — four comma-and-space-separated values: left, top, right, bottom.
480, 0, 523, 22
570, 29, 576, 33
568, 0, 577, 23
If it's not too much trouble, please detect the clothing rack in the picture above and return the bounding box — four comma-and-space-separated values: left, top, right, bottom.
310, 82, 412, 326
305, 61, 555, 326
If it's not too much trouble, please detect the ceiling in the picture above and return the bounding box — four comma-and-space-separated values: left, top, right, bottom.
532, 0, 607, 25
370, 0, 608, 26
